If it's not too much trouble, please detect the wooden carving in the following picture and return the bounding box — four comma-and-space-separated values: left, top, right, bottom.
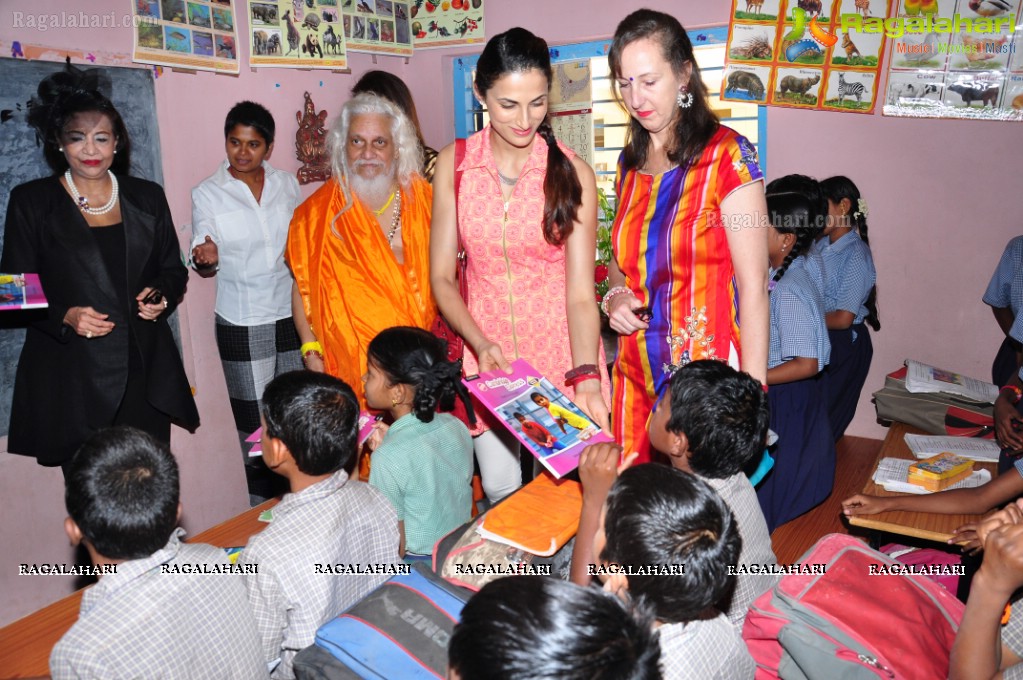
295, 91, 330, 184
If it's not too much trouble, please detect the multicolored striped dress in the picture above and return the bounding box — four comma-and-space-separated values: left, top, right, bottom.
611, 126, 763, 460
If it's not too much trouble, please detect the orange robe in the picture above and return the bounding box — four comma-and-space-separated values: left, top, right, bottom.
287, 176, 436, 404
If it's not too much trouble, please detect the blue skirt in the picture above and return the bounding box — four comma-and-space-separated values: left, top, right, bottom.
757, 375, 836, 532
825, 324, 873, 441
991, 336, 1020, 387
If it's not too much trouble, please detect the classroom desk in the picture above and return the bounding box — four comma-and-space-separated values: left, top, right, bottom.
0, 498, 278, 679
847, 421, 996, 543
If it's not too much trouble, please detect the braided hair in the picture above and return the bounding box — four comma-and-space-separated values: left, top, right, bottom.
767, 192, 817, 285
766, 174, 827, 240
367, 327, 476, 425
820, 176, 880, 331
475, 28, 581, 246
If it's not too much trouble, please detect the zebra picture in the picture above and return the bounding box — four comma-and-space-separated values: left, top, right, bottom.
836, 73, 866, 105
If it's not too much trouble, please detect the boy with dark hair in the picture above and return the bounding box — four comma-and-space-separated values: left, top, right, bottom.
50, 427, 268, 679
650, 360, 777, 624
595, 465, 754, 679
238, 371, 398, 679
448, 576, 661, 680
573, 360, 777, 626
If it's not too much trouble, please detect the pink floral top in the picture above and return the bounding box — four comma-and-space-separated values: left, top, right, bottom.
456, 127, 610, 401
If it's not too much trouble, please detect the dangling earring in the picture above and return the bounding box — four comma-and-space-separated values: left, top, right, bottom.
677, 87, 694, 109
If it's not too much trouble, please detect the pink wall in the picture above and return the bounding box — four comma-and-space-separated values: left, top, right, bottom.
1, 0, 1021, 625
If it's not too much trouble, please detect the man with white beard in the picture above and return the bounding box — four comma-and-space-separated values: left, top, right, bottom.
286, 92, 438, 405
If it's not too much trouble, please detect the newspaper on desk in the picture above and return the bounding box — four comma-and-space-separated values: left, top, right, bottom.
872, 457, 992, 494
904, 360, 998, 404
903, 434, 1001, 463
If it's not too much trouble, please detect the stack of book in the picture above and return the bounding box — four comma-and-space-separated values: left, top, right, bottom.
907, 453, 975, 492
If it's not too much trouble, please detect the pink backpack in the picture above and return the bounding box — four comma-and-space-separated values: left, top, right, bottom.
743, 534, 965, 679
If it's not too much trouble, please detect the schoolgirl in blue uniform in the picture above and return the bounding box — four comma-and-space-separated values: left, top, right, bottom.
983, 235, 1023, 386
816, 176, 878, 441
756, 192, 834, 532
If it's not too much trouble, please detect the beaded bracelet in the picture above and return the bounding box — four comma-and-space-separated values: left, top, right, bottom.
600, 285, 633, 315
1001, 385, 1022, 405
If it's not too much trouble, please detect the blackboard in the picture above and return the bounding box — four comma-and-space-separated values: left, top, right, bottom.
0, 58, 164, 437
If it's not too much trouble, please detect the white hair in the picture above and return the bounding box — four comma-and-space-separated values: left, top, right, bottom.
329, 92, 423, 188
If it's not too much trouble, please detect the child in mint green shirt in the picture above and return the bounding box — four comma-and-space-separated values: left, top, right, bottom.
363, 327, 476, 557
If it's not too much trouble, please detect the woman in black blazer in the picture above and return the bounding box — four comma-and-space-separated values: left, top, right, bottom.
0, 64, 199, 469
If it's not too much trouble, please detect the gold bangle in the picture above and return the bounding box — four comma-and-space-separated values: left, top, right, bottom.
301, 341, 323, 357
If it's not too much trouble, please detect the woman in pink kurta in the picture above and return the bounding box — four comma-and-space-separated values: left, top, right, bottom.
431, 28, 609, 502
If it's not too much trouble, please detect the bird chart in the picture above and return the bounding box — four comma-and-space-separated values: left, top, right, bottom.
883, 0, 1023, 121
408, 0, 485, 49
133, 0, 240, 73
549, 61, 594, 167
340, 0, 413, 57
721, 0, 894, 114
246, 0, 348, 69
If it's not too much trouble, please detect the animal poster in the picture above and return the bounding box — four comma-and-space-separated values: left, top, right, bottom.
883, 0, 1023, 121
721, 0, 894, 114
407, 0, 485, 49
247, 0, 348, 69
340, 0, 413, 57
132, 0, 240, 73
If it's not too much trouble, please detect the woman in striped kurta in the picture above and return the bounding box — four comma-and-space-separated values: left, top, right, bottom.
605, 10, 770, 460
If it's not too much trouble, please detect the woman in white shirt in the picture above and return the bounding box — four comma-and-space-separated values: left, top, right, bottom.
191, 101, 301, 501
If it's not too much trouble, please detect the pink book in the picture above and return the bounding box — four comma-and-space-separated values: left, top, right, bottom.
0, 274, 47, 311
464, 359, 612, 478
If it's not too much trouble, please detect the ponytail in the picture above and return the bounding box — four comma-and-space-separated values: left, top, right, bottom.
537, 119, 581, 246
367, 327, 476, 425
821, 176, 880, 331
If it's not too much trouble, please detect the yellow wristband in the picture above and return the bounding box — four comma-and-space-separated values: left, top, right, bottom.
301, 341, 323, 356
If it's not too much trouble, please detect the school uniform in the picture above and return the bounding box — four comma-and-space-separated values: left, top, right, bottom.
984, 235, 1023, 385
658, 612, 756, 680
756, 255, 835, 532
705, 473, 780, 625
50, 530, 268, 680
237, 470, 399, 679
813, 231, 876, 441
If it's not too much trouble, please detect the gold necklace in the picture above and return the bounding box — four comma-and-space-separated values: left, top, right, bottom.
374, 190, 396, 216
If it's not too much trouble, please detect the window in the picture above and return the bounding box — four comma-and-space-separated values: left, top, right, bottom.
452, 27, 767, 199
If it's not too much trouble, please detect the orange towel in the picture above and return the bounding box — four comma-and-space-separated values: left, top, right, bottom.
479, 472, 582, 556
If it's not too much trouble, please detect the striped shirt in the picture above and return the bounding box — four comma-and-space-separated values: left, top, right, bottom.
769, 255, 830, 371
811, 230, 875, 324
659, 612, 756, 680
238, 470, 399, 679
368, 413, 473, 556
50, 529, 268, 680
611, 126, 763, 456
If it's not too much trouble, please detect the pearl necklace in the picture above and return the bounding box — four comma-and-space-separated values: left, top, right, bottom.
65, 169, 119, 215
386, 189, 401, 243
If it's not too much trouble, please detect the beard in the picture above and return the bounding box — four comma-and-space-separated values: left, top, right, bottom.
348, 159, 396, 208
